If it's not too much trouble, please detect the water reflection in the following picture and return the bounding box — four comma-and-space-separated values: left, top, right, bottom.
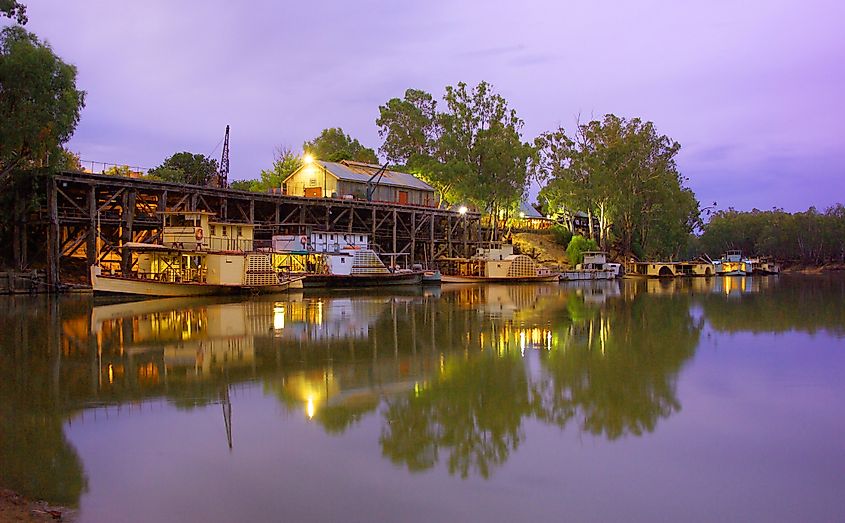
1, 275, 844, 507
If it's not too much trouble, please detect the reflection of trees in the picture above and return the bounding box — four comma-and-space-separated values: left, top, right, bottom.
536, 294, 701, 439
380, 353, 532, 479
700, 276, 845, 335
0, 296, 88, 506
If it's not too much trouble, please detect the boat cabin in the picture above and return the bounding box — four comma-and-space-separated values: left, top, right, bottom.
160, 211, 255, 252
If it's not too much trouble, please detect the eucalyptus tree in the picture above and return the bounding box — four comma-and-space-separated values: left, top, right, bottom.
377, 81, 532, 218
0, 26, 85, 181
303, 127, 378, 164
537, 114, 699, 257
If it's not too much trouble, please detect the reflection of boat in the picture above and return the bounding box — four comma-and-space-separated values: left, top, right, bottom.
271, 231, 423, 287
439, 245, 559, 283
561, 251, 619, 281
91, 212, 304, 296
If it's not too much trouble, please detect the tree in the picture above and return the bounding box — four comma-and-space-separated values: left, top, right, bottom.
537, 115, 699, 258
376, 88, 439, 163
0, 26, 85, 180
303, 128, 378, 164
257, 146, 301, 191
0, 0, 27, 24
147, 152, 218, 186
102, 164, 132, 177
376, 81, 532, 218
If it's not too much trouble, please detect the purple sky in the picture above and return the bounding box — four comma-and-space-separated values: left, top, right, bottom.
14, 0, 845, 212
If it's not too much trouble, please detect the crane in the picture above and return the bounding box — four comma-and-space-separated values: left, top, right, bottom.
217, 125, 230, 189
365, 162, 390, 201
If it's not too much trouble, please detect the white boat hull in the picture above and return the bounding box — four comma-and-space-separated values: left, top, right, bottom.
560, 270, 616, 281
441, 274, 560, 284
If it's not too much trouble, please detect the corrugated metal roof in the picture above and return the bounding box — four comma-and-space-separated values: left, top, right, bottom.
318, 160, 435, 192
519, 201, 547, 219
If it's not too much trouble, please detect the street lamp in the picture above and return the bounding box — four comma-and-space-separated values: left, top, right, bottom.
303, 153, 314, 165
458, 206, 468, 215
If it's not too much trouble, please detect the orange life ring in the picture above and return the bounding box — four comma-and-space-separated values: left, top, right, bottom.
195, 228, 204, 241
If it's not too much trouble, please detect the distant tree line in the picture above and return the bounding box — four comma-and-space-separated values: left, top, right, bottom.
696, 206, 845, 264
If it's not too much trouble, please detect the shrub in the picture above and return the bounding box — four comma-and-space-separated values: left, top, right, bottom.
566, 235, 598, 265
550, 224, 573, 248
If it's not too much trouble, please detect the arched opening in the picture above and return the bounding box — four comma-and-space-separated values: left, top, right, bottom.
705, 267, 712, 276
658, 265, 674, 277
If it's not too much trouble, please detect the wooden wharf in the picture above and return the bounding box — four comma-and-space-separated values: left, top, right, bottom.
42, 171, 484, 287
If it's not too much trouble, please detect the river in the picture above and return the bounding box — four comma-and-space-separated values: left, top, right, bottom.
1, 275, 843, 522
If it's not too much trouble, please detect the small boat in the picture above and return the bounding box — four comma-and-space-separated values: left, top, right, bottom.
561, 251, 619, 281
744, 256, 781, 275
714, 250, 747, 276
421, 269, 442, 284
90, 212, 304, 296
439, 244, 559, 283
271, 231, 423, 288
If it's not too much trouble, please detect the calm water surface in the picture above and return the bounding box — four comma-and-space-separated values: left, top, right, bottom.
1, 276, 844, 522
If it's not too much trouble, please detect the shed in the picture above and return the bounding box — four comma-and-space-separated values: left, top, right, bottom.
283, 160, 436, 206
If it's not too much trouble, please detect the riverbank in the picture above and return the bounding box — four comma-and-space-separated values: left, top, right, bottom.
0, 490, 74, 522
781, 262, 845, 274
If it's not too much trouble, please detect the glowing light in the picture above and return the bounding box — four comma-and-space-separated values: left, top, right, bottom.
306, 396, 315, 419
303, 153, 315, 165
519, 211, 526, 218
108, 364, 114, 384
458, 206, 468, 215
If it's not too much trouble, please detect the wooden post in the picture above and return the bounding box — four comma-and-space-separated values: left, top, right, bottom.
47, 178, 59, 288
249, 199, 255, 223
87, 185, 97, 268
121, 191, 136, 274
371, 207, 376, 243
392, 209, 397, 255
429, 215, 435, 263
410, 211, 416, 266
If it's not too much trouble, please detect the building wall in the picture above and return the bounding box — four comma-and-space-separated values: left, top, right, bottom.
284, 164, 338, 197
336, 180, 434, 206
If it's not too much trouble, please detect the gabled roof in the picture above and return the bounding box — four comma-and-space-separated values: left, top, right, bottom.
519, 201, 548, 220
286, 160, 435, 192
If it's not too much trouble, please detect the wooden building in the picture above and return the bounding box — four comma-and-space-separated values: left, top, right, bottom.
283, 160, 437, 207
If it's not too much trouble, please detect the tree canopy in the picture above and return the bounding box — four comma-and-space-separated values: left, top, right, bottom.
0, 25, 85, 181
147, 152, 219, 186
697, 205, 845, 264
303, 127, 378, 164
376, 82, 532, 213
231, 146, 302, 193
537, 115, 699, 258
0, 0, 27, 24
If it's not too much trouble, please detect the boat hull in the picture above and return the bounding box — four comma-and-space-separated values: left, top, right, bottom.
560, 270, 616, 281
440, 274, 560, 284
303, 271, 423, 288
91, 267, 303, 297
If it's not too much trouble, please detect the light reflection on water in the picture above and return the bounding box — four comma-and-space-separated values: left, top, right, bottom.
1, 276, 844, 522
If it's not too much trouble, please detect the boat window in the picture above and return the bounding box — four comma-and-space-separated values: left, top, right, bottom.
359, 236, 363, 242
319, 234, 323, 240
210, 225, 215, 235
237, 227, 243, 237
340, 258, 346, 263
222, 227, 227, 237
